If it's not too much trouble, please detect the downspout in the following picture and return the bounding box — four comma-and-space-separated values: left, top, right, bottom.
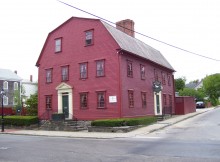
172, 74, 176, 115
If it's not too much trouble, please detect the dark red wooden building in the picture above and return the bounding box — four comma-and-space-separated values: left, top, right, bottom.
36, 17, 175, 120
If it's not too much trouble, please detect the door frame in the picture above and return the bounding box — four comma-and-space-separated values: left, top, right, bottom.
56, 83, 73, 120
154, 92, 162, 115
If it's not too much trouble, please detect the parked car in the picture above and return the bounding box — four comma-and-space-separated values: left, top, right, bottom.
196, 101, 205, 108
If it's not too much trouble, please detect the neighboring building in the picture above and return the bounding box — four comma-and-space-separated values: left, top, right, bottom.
36, 17, 175, 120
0, 69, 22, 115
185, 80, 203, 90
22, 75, 38, 101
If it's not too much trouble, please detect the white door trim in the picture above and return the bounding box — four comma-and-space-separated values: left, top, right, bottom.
154, 92, 162, 115
56, 83, 73, 119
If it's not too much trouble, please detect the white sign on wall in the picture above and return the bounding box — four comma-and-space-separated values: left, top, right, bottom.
109, 96, 117, 103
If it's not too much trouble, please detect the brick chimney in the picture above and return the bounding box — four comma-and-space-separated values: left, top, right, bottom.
116, 19, 135, 37
30, 75, 33, 82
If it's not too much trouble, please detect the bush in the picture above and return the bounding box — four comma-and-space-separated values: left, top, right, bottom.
1, 116, 39, 126
91, 116, 157, 127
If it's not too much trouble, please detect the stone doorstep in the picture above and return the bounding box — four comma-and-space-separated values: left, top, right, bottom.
88, 125, 141, 133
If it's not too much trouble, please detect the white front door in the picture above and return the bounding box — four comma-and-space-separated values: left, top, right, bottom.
154, 92, 162, 115
56, 83, 73, 120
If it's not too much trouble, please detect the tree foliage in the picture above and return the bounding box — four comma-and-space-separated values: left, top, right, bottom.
25, 93, 38, 115
175, 77, 186, 92
179, 88, 205, 101
203, 74, 220, 106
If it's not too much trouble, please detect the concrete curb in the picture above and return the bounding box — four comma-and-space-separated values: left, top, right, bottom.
0, 108, 216, 139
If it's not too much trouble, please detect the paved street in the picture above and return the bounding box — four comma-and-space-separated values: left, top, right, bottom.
0, 108, 220, 162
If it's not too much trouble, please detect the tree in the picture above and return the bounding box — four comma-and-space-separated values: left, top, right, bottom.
25, 93, 38, 115
179, 87, 205, 101
175, 77, 186, 92
203, 74, 220, 106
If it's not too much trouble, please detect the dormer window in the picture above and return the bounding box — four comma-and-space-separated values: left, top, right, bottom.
85, 30, 93, 46
55, 38, 62, 53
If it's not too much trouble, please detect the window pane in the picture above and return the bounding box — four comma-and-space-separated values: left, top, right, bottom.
140, 65, 145, 79
97, 92, 105, 108
46, 69, 52, 83
96, 60, 104, 77
46, 96, 52, 109
14, 82, 18, 90
85, 31, 93, 45
3, 81, 8, 90
80, 63, 87, 79
80, 93, 88, 108
3, 96, 8, 105
62, 66, 69, 81
127, 61, 133, 77
128, 90, 134, 108
55, 39, 61, 52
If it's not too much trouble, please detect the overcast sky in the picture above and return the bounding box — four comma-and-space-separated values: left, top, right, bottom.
1, 0, 219, 83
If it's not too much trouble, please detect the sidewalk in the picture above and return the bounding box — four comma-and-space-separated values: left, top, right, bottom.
0, 108, 214, 139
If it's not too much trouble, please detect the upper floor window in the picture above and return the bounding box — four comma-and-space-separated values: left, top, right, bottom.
97, 91, 106, 108
14, 82, 18, 90
55, 38, 62, 53
162, 72, 166, 85
85, 30, 94, 46
80, 63, 88, 79
96, 60, 105, 77
46, 68, 53, 83
128, 90, 134, 108
80, 93, 88, 109
127, 61, 133, 77
46, 95, 52, 109
168, 74, 171, 86
61, 66, 69, 81
154, 69, 158, 81
141, 92, 147, 108
3, 81, 8, 90
140, 64, 145, 80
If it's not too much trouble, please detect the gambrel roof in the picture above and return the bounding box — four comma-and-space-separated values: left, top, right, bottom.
36, 17, 174, 71
102, 21, 174, 71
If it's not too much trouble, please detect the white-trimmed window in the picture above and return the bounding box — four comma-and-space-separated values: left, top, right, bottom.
3, 96, 8, 105
14, 82, 18, 90
3, 81, 8, 90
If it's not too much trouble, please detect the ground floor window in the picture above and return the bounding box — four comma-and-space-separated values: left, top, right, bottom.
97, 91, 106, 108
141, 92, 147, 108
80, 93, 88, 109
46, 95, 52, 109
128, 90, 134, 108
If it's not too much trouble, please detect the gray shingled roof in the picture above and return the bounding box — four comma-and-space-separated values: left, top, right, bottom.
101, 21, 174, 71
0, 69, 22, 81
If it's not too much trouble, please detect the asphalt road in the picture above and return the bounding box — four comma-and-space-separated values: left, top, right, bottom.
0, 108, 220, 162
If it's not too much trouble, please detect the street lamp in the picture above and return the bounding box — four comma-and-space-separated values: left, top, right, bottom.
1, 89, 5, 132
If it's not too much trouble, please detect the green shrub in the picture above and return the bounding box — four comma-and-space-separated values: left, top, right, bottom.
91, 116, 157, 127
1, 116, 39, 126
